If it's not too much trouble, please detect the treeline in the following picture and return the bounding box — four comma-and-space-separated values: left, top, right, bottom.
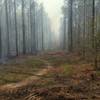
61, 0, 100, 69
0, 0, 53, 61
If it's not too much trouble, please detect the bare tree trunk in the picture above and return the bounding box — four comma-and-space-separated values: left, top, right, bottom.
14, 0, 18, 56
92, 0, 95, 49
30, 0, 32, 53
41, 5, 44, 51
68, 0, 73, 52
30, 0, 37, 54
82, 0, 86, 58
0, 14, 1, 58
63, 16, 66, 50
33, 1, 37, 54
5, 0, 10, 57
92, 0, 98, 69
22, 0, 26, 54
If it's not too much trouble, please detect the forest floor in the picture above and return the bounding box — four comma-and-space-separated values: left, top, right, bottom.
0, 52, 100, 100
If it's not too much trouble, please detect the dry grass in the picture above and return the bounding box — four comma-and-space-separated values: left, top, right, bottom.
0, 52, 100, 100
0, 56, 46, 85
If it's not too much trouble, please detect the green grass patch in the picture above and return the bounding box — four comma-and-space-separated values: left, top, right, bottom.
0, 73, 30, 85
62, 64, 73, 76
24, 58, 46, 67
45, 56, 66, 66
0, 57, 46, 85
96, 70, 100, 76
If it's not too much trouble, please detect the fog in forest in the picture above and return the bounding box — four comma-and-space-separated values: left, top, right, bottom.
37, 0, 64, 36
0, 0, 100, 99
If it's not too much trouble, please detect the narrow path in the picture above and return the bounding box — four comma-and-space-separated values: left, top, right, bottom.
0, 60, 52, 93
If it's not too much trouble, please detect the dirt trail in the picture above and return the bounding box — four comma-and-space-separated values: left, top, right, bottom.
0, 61, 52, 92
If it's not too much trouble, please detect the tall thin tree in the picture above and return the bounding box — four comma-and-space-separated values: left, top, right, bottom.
0, 10, 1, 58
62, 2, 67, 50
92, 0, 97, 69
30, 0, 37, 54
14, 0, 18, 56
41, 4, 44, 51
22, 0, 26, 54
82, 0, 86, 58
68, 0, 73, 52
5, 0, 10, 57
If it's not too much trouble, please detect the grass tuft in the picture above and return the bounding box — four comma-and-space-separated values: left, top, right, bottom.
62, 64, 73, 76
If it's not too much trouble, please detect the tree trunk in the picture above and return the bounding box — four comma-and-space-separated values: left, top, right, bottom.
0, 13, 1, 58
22, 0, 26, 54
14, 0, 18, 56
68, 0, 73, 52
5, 0, 10, 57
41, 5, 44, 51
